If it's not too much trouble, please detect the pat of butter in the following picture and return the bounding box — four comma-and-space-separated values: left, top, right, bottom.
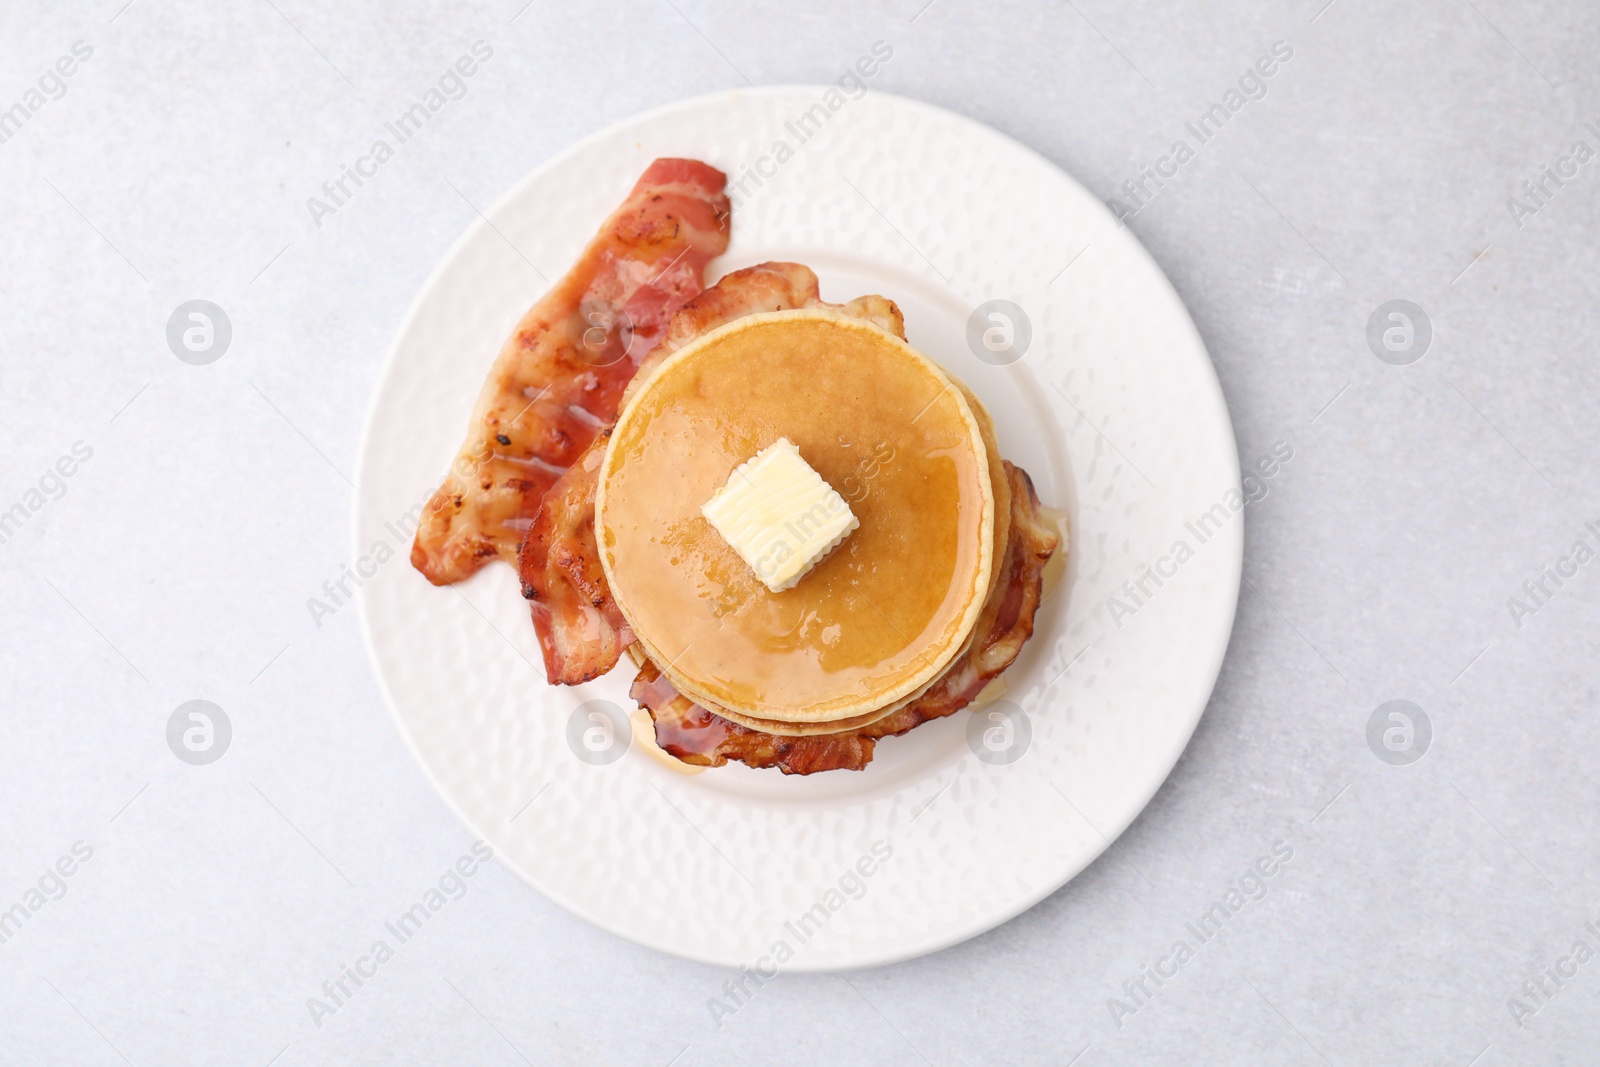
701, 438, 859, 592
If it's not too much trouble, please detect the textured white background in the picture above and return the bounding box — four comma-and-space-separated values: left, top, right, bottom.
1, 1, 1597, 1065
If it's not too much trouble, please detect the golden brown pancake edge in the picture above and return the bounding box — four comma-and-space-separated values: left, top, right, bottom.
595, 308, 996, 725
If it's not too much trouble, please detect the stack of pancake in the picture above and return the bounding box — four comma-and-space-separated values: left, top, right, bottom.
597, 303, 1037, 745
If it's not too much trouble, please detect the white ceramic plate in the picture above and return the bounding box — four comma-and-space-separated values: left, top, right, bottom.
355, 87, 1241, 970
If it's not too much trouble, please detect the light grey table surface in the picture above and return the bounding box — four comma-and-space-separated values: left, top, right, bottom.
3, 1, 1597, 1064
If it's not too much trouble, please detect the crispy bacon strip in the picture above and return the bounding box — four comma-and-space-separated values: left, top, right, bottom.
519, 262, 903, 685
630, 463, 1060, 774
410, 159, 730, 585
514, 429, 634, 684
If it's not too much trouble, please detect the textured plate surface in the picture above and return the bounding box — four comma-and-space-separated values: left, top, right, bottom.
354, 87, 1241, 970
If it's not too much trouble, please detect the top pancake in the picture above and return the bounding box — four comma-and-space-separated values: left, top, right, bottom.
596, 309, 995, 724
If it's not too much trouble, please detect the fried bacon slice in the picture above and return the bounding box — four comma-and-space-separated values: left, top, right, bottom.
518, 262, 904, 685
630, 463, 1060, 774
410, 159, 730, 585
514, 428, 633, 685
